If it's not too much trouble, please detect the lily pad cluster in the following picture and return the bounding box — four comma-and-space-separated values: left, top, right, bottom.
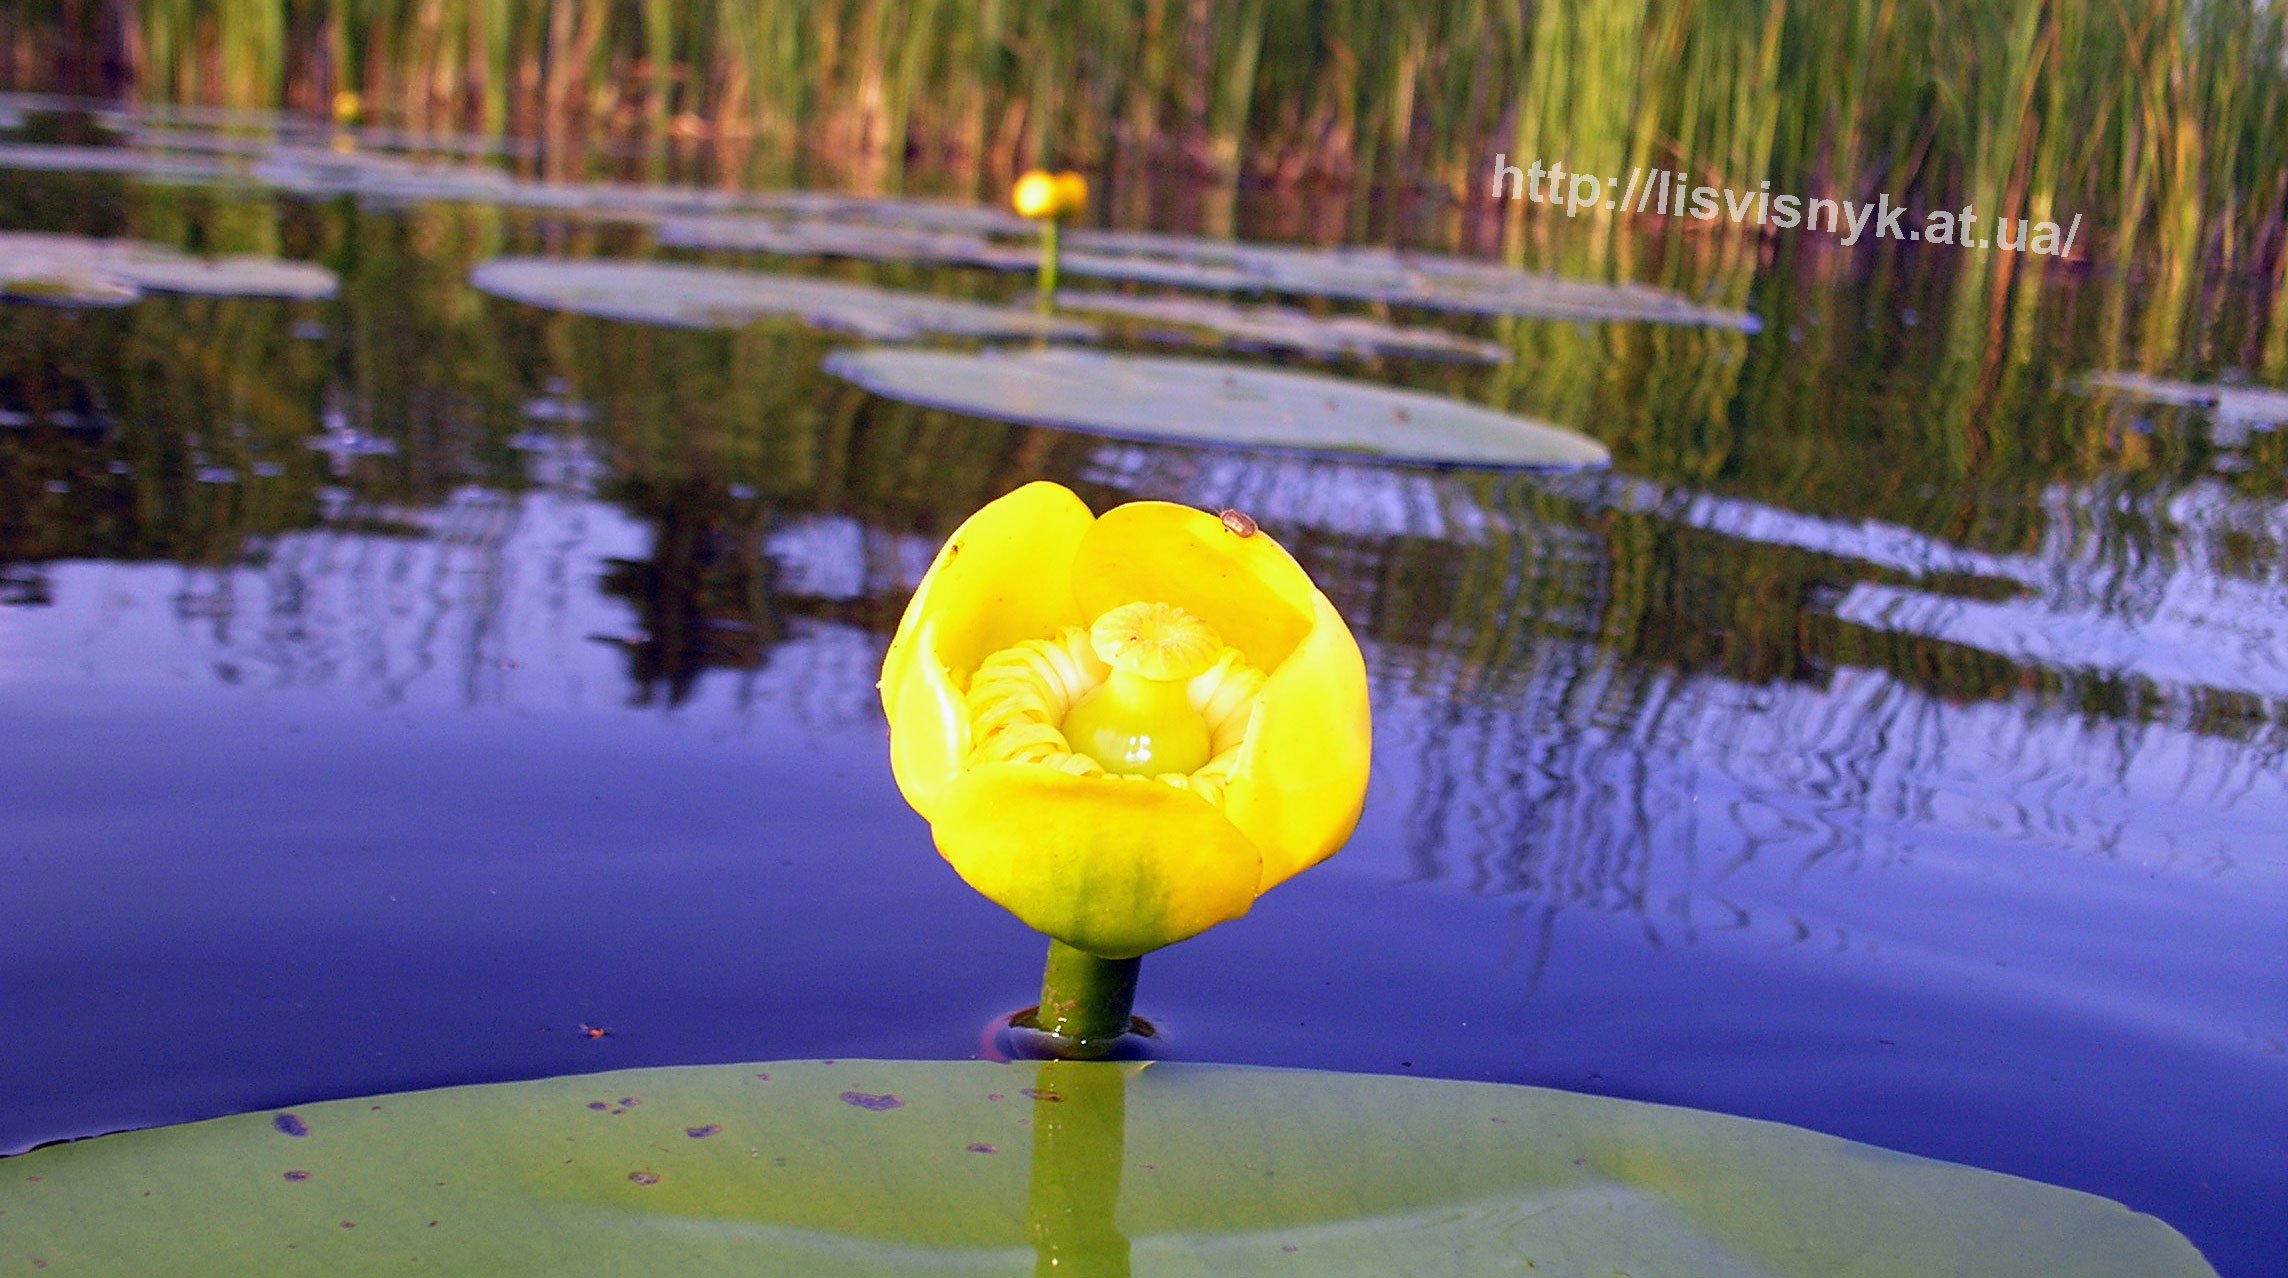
0, 101, 1633, 468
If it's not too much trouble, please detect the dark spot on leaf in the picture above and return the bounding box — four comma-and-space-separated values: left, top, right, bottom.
686, 1125, 721, 1139
283, 1170, 311, 1182
1020, 1088, 1064, 1103
986, 1092, 1005, 1102
756, 1072, 772, 1082
1283, 1244, 1299, 1253
821, 1058, 837, 1065
840, 1091, 904, 1111
340, 1221, 355, 1229
274, 1114, 310, 1138
587, 1101, 609, 1111
1490, 1116, 1508, 1124
966, 1143, 999, 1154
628, 1171, 662, 1186
618, 1097, 640, 1107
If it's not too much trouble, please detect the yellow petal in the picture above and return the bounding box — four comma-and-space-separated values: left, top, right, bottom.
1222, 589, 1372, 892
884, 617, 973, 818
1071, 502, 1314, 672
881, 482, 1094, 813
932, 764, 1262, 958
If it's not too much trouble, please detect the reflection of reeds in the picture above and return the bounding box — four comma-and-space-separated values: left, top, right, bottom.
4, 3, 2285, 267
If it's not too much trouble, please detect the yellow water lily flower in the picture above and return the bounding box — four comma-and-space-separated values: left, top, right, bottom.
1012, 169, 1087, 221
881, 482, 1371, 959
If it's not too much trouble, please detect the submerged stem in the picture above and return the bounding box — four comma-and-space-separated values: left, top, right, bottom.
1033, 939, 1138, 1057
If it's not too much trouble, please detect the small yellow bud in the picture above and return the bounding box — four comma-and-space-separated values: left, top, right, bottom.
1012, 170, 1060, 220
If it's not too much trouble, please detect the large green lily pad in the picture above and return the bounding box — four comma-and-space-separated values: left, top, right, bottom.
825, 347, 1608, 468
470, 258, 1093, 342
0, 231, 337, 306
0, 1059, 2209, 1275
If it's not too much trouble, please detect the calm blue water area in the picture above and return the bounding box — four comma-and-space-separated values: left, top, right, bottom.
1, 105, 2284, 1274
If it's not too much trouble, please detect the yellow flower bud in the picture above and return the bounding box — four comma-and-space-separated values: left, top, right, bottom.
1012, 170, 1061, 220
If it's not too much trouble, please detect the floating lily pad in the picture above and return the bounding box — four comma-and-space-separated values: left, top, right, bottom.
654, 215, 1036, 269
826, 347, 1608, 468
1067, 232, 1761, 328
1051, 291, 1507, 362
739, 192, 1032, 237
471, 258, 1094, 342
0, 231, 337, 306
662, 208, 1753, 328
0, 1059, 2209, 1275
0, 141, 240, 182
2083, 371, 2288, 426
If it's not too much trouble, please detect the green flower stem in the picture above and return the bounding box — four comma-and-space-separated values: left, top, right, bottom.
1034, 939, 1138, 1057
1036, 218, 1061, 311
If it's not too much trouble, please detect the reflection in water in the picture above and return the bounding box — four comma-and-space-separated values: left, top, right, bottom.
1025, 1061, 1132, 1278
594, 476, 783, 708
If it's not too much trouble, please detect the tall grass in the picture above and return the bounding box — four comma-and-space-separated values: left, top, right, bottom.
1, 1, 2285, 274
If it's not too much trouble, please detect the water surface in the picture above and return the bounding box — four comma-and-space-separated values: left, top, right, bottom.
1, 104, 2283, 1274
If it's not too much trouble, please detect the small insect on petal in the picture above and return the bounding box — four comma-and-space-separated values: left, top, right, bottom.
1218, 508, 1258, 538
579, 1024, 610, 1039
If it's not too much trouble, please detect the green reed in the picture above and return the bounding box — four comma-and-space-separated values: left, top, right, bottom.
2, 1, 2284, 271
